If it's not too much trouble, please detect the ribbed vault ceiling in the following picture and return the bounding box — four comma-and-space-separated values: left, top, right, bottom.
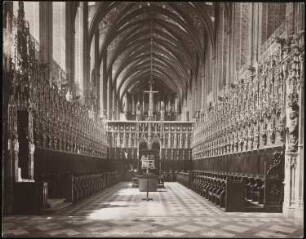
88, 2, 215, 105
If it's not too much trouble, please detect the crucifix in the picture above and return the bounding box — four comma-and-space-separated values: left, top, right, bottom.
144, 79, 158, 121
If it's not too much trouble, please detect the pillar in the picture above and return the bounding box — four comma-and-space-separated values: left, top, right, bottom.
253, 3, 261, 64
94, 30, 102, 117
82, 2, 89, 103
74, 3, 84, 99
39, 1, 53, 81
108, 63, 113, 120
294, 3, 304, 225
27, 110, 35, 180
102, 52, 107, 118
167, 95, 171, 112
156, 94, 160, 112
65, 2, 75, 95
283, 29, 304, 225
112, 70, 117, 120
294, 50, 304, 225
143, 93, 145, 113
230, 4, 236, 85
132, 94, 135, 115
117, 100, 120, 119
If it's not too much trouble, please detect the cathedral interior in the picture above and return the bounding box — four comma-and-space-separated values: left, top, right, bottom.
2, 1, 305, 238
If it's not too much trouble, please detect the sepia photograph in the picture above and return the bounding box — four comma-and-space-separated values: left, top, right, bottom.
2, 1, 304, 238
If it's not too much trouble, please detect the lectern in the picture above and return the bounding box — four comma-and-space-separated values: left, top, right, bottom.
140, 159, 157, 201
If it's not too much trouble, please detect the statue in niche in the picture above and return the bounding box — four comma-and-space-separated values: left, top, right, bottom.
195, 111, 200, 122
286, 90, 299, 152
254, 124, 259, 149
230, 133, 234, 152
239, 129, 244, 151
276, 115, 286, 143
123, 101, 128, 117
160, 101, 165, 121
227, 136, 231, 153
160, 101, 164, 112
269, 119, 276, 144
235, 132, 239, 152
248, 126, 254, 150
287, 110, 299, 152
261, 123, 267, 146
244, 128, 248, 151
136, 101, 141, 121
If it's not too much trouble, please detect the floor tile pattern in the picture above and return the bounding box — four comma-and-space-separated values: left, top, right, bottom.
2, 182, 304, 238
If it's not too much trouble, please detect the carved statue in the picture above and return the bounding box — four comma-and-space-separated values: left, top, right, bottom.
261, 122, 267, 146
254, 123, 259, 149
287, 109, 299, 152
160, 101, 165, 121
244, 128, 248, 151
123, 101, 128, 115
269, 119, 276, 144
276, 115, 286, 143
160, 101, 165, 111
136, 101, 141, 121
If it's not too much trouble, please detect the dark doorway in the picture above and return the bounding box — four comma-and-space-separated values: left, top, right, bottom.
152, 142, 161, 174
138, 141, 148, 173
17, 110, 29, 179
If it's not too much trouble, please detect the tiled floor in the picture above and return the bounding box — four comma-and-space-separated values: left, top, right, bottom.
2, 182, 304, 238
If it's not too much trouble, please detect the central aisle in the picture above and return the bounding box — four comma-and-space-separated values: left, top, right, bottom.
60, 182, 224, 218
3, 182, 303, 238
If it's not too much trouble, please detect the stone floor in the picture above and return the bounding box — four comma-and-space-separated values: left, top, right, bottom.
2, 182, 304, 238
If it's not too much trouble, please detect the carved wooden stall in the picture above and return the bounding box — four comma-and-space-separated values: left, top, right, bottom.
189, 26, 303, 212
3, 3, 113, 214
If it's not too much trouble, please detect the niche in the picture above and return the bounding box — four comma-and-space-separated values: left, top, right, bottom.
17, 110, 29, 179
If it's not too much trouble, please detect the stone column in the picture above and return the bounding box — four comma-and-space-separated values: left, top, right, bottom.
112, 71, 117, 120
142, 93, 145, 113
39, 2, 53, 81
123, 94, 128, 119
295, 59, 304, 225
27, 110, 35, 180
167, 95, 171, 113
283, 33, 304, 225
66, 2, 75, 94
107, 63, 113, 120
149, 92, 154, 118
293, 22, 304, 225
295, 4, 304, 226
102, 53, 107, 119
116, 99, 120, 120
132, 94, 135, 115
253, 3, 260, 63
3, 64, 14, 214
156, 94, 160, 112
74, 3, 84, 99
160, 101, 165, 121
175, 96, 179, 119
13, 137, 19, 182
230, 4, 236, 85
82, 2, 90, 103
94, 31, 102, 117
